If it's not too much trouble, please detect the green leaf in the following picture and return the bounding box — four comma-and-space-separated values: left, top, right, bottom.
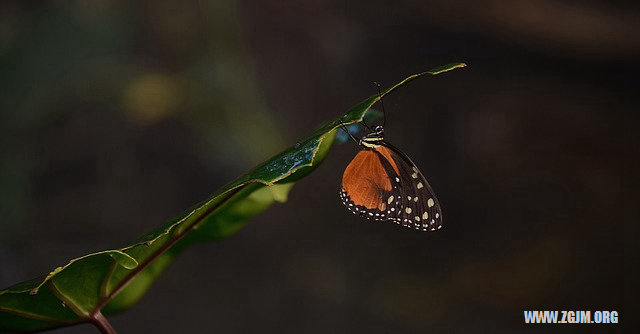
0, 63, 465, 333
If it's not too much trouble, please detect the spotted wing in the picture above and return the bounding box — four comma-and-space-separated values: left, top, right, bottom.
374, 143, 443, 231
340, 144, 443, 231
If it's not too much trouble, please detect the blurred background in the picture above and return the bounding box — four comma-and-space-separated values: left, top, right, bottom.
0, 0, 636, 333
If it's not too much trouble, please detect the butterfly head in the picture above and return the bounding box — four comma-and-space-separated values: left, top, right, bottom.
360, 125, 384, 148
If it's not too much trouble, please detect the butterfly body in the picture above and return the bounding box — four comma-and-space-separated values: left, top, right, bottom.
340, 125, 443, 231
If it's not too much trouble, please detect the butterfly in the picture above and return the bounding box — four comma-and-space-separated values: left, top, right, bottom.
338, 91, 443, 231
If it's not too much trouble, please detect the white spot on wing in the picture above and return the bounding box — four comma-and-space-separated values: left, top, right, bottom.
427, 198, 435, 207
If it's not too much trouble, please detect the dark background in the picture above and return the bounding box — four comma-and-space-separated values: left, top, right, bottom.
0, 1, 636, 333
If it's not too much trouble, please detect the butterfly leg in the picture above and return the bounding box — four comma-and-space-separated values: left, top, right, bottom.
339, 121, 361, 145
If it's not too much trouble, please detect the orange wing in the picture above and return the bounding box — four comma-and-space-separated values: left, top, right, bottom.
341, 148, 399, 211
340, 144, 443, 231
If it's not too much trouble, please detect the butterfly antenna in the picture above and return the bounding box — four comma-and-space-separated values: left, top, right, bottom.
339, 121, 360, 145
374, 81, 386, 128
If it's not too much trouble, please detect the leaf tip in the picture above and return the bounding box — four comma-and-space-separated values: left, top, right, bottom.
426, 62, 468, 75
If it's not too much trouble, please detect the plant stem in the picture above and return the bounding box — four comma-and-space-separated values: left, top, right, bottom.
91, 186, 243, 313
90, 311, 117, 334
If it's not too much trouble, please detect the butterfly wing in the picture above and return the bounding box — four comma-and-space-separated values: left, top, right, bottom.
377, 143, 443, 231
340, 150, 393, 220
340, 144, 443, 231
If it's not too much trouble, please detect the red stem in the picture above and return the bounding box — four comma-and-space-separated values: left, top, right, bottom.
89, 186, 243, 323
89, 311, 117, 334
